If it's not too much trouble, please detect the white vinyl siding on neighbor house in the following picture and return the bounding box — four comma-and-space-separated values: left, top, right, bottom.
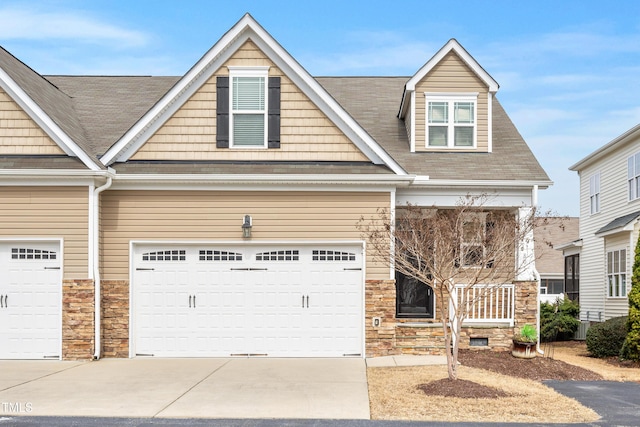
628, 152, 640, 201
575, 132, 640, 321
229, 67, 268, 148
606, 248, 627, 298
590, 173, 600, 214
425, 93, 477, 148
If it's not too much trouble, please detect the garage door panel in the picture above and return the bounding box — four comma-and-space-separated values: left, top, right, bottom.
0, 241, 61, 359
133, 244, 363, 357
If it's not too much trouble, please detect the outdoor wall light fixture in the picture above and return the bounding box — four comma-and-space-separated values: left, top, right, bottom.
242, 215, 252, 238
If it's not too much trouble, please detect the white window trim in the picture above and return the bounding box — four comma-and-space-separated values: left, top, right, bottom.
228, 66, 270, 149
424, 92, 478, 149
589, 172, 600, 215
628, 152, 640, 201
606, 248, 627, 298
461, 211, 488, 267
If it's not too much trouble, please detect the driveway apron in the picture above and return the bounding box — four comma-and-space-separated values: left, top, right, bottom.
0, 358, 369, 419
545, 380, 640, 426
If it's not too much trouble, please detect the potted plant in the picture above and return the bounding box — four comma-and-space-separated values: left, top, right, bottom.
512, 324, 537, 359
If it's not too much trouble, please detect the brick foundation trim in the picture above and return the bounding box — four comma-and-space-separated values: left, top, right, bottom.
62, 279, 94, 360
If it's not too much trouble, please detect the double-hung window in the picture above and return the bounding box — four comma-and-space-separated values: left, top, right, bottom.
425, 93, 477, 148
589, 173, 600, 214
628, 152, 640, 201
607, 249, 627, 298
229, 67, 268, 148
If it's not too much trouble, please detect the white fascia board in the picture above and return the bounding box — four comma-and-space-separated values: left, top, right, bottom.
102, 14, 407, 176
410, 177, 553, 189
0, 69, 102, 172
595, 222, 637, 238
0, 169, 111, 186
570, 123, 640, 171
404, 39, 499, 93
554, 239, 583, 251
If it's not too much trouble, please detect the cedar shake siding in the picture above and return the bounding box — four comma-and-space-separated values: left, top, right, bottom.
101, 190, 391, 280
132, 41, 368, 162
414, 51, 490, 152
0, 88, 65, 155
0, 186, 89, 279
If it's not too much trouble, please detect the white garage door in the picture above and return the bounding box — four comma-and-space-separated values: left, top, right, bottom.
0, 241, 61, 359
132, 244, 363, 357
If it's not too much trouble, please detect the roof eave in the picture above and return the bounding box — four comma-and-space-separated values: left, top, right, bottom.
570, 123, 640, 171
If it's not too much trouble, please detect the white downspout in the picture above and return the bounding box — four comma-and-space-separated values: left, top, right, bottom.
93, 175, 112, 360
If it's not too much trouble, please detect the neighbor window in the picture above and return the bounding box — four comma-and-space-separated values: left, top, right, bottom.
395, 271, 434, 318
589, 172, 600, 214
564, 254, 579, 302
230, 68, 268, 147
607, 249, 627, 298
628, 152, 640, 201
426, 93, 477, 148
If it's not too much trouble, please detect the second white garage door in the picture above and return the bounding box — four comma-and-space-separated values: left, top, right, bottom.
132, 244, 363, 357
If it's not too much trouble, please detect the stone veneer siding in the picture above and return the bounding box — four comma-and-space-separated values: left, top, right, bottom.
364, 279, 539, 357
62, 279, 94, 360
101, 280, 130, 358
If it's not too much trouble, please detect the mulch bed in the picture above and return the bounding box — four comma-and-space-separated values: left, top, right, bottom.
417, 378, 514, 398
458, 348, 603, 381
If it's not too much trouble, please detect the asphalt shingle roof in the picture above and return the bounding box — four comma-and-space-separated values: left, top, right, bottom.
1, 52, 550, 182
0, 47, 99, 168
595, 210, 640, 235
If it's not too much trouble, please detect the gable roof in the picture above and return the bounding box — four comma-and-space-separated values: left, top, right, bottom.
570, 123, 640, 171
0, 47, 102, 171
399, 39, 499, 118
100, 13, 406, 175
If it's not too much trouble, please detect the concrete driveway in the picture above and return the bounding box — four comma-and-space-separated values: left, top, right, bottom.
0, 358, 370, 419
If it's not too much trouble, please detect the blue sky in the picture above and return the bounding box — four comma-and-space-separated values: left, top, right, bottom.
1, 0, 640, 216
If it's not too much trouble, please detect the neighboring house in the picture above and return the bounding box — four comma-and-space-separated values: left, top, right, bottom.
535, 217, 579, 304
0, 14, 550, 360
566, 124, 640, 323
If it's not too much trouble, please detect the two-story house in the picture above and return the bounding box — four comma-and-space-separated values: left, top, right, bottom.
0, 14, 550, 360
566, 124, 640, 323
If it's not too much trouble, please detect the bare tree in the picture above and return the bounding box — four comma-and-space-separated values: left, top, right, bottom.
358, 195, 539, 380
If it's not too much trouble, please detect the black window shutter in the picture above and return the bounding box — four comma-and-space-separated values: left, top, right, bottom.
268, 77, 281, 149
216, 76, 229, 148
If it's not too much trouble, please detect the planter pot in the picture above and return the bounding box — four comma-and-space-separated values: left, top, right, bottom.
512, 339, 537, 359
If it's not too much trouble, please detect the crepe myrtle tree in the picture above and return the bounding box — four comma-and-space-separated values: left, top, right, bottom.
358, 195, 542, 380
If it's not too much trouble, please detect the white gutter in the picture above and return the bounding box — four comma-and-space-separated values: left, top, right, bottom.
112, 173, 414, 184
93, 175, 113, 360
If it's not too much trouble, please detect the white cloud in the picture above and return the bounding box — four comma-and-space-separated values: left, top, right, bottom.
0, 6, 149, 47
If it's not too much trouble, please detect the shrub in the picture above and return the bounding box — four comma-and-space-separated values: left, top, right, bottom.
540, 298, 580, 342
621, 233, 640, 361
586, 316, 628, 358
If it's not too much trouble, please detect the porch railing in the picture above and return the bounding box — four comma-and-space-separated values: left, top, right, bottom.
453, 284, 515, 326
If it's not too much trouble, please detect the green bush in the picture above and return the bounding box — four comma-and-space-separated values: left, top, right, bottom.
622, 234, 640, 361
586, 316, 628, 358
540, 298, 580, 342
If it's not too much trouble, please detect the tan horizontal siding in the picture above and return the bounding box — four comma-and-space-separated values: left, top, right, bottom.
0, 186, 89, 279
101, 190, 390, 280
414, 52, 489, 152
0, 89, 65, 155
133, 40, 368, 162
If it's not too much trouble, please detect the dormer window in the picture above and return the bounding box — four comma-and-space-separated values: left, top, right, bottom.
425, 93, 477, 148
